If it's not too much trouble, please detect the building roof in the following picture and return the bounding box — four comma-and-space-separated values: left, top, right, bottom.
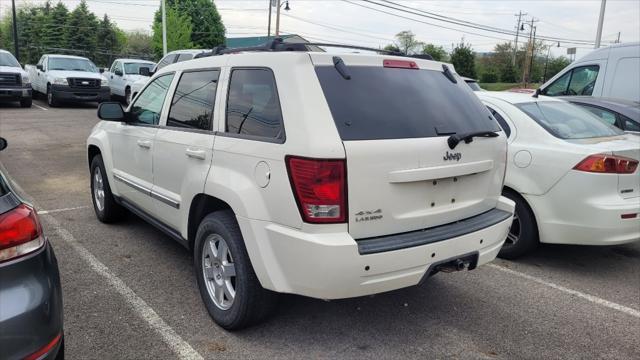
225, 34, 306, 49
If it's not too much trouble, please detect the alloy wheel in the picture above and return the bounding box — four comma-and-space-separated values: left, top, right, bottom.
93, 167, 105, 212
202, 234, 237, 310
505, 211, 520, 246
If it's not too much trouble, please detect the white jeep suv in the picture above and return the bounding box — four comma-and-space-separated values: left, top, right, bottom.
87, 44, 514, 329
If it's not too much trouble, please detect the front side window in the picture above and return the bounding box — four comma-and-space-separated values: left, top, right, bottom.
544, 71, 571, 96
226, 69, 284, 140
130, 74, 174, 125
517, 101, 623, 139
167, 70, 219, 130
48, 57, 98, 72
109, 61, 119, 74
567, 65, 599, 96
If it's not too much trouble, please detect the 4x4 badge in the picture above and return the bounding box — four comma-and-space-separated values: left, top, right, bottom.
443, 151, 462, 161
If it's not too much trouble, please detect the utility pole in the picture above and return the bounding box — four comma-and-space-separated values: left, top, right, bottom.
162, 0, 167, 55
616, 32, 620, 43
595, 0, 606, 48
275, 0, 281, 36
512, 11, 526, 66
11, 0, 19, 62
267, 0, 273, 37
527, 26, 537, 87
521, 18, 539, 86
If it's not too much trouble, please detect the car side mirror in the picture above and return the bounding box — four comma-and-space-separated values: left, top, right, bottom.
36, 64, 44, 71
0, 137, 7, 152
98, 102, 127, 121
139, 67, 151, 77
100, 68, 105, 74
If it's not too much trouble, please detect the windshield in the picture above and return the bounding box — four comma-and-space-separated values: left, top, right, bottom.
0, 52, 20, 67
516, 101, 624, 139
124, 62, 154, 75
315, 66, 500, 140
48, 57, 98, 72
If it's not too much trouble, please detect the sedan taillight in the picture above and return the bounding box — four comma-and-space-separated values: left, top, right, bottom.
0, 203, 44, 262
573, 154, 638, 174
286, 156, 347, 224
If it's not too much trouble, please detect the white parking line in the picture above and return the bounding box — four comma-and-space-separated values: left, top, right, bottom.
487, 263, 640, 318
38, 205, 90, 214
41, 212, 204, 360
33, 103, 48, 111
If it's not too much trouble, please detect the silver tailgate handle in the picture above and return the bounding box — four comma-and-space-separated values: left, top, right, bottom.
137, 139, 152, 149
186, 148, 206, 160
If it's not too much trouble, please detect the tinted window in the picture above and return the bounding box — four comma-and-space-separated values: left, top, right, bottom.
226, 69, 284, 140
176, 53, 194, 63
130, 74, 174, 125
516, 101, 623, 139
622, 116, 640, 132
487, 106, 511, 137
167, 70, 219, 130
156, 54, 177, 71
315, 66, 499, 140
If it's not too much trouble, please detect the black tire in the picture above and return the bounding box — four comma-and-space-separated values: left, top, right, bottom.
194, 210, 278, 330
47, 84, 59, 107
90, 154, 126, 223
20, 97, 32, 108
498, 190, 539, 259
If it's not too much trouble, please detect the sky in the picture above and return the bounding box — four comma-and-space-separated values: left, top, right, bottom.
1, 0, 639, 59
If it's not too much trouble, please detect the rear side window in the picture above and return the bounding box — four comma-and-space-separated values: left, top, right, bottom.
225, 69, 284, 141
576, 104, 617, 125
621, 116, 640, 132
176, 53, 194, 63
487, 106, 511, 137
315, 66, 499, 140
167, 70, 219, 130
516, 101, 623, 139
156, 54, 177, 71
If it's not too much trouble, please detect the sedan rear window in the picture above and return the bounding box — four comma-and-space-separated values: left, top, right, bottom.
315, 66, 500, 140
516, 101, 623, 139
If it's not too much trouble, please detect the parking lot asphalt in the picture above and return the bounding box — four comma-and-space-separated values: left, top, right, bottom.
0, 99, 639, 359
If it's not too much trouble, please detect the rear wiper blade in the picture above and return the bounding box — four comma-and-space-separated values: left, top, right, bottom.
447, 131, 499, 149
333, 56, 351, 80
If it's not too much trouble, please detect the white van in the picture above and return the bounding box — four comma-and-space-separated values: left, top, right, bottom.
539, 42, 639, 102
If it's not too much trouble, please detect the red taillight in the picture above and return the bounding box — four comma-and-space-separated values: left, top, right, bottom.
286, 156, 347, 224
0, 203, 44, 262
573, 154, 638, 174
383, 59, 419, 69
25, 333, 62, 360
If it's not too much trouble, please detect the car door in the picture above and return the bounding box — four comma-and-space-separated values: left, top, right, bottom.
543, 64, 604, 97
35, 55, 47, 93
109, 61, 123, 96
108, 73, 175, 214
151, 69, 220, 231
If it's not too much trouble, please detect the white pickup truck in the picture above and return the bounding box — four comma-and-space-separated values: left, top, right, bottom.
26, 54, 109, 107
0, 49, 32, 108
105, 58, 155, 105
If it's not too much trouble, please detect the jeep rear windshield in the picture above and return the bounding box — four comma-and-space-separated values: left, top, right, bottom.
48, 57, 98, 72
315, 66, 500, 140
0, 52, 20, 67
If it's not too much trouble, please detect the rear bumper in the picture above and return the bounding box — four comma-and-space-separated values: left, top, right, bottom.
239, 197, 514, 299
0, 241, 64, 360
0, 85, 31, 100
51, 84, 110, 103
526, 192, 640, 245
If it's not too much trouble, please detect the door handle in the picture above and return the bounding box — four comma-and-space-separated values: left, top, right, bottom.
185, 148, 206, 160
137, 139, 152, 149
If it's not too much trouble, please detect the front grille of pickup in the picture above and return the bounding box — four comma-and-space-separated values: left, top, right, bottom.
0, 73, 20, 87
68, 78, 100, 89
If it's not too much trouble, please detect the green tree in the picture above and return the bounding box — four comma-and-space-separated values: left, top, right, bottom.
46, 1, 69, 50
66, 0, 99, 55
422, 43, 447, 61
123, 30, 153, 57
383, 43, 400, 53
450, 40, 476, 78
544, 56, 571, 81
394, 30, 423, 55
95, 14, 122, 66
154, 0, 225, 51
152, 6, 193, 58
500, 62, 518, 82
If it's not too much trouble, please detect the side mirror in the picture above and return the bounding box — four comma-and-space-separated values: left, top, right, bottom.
97, 102, 126, 121
100, 68, 105, 74
36, 64, 44, 71
114, 69, 123, 76
0, 137, 6, 152
139, 67, 150, 77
